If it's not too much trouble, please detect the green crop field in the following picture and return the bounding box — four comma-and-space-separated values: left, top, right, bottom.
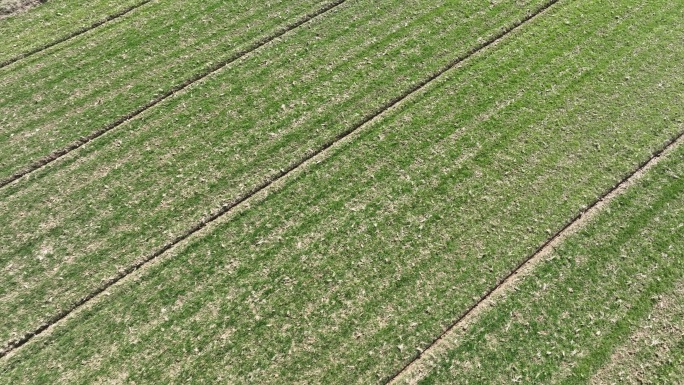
0, 0, 682, 383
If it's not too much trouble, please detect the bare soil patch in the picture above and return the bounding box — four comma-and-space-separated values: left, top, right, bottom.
0, 0, 44, 18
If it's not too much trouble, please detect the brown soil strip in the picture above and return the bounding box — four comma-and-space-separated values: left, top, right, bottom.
0, 0, 349, 190
0, 0, 153, 68
0, 0, 561, 358
385, 130, 684, 384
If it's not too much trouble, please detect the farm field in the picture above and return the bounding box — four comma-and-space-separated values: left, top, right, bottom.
0, 0, 553, 343
1, 0, 683, 384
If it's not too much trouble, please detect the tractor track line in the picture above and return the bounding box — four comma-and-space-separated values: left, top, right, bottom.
0, 0, 154, 69
0, 0, 349, 190
0, 0, 561, 358
385, 128, 684, 385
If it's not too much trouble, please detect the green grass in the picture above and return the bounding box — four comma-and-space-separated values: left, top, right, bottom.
0, 0, 551, 344
1, 0, 682, 383
411, 140, 684, 385
0, 0, 145, 63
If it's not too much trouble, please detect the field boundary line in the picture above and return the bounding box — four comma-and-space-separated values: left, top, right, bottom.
0, 0, 154, 69
385, 128, 684, 384
0, 0, 349, 190
0, 0, 562, 358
